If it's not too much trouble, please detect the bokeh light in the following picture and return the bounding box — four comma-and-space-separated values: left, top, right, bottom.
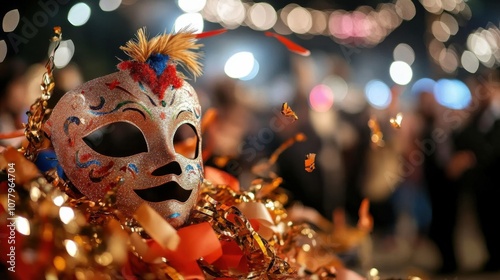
411, 78, 436, 96
395, 0, 416, 21
54, 40, 75, 69
59, 206, 75, 224
2, 9, 20, 32
16, 216, 30, 236
224, 51, 256, 79
434, 79, 471, 110
461, 50, 480, 74
323, 75, 349, 104
438, 48, 458, 73
248, 2, 277, 31
393, 43, 415, 65
216, 0, 245, 29
309, 84, 334, 112
389, 61, 413, 85
52, 194, 67, 206
68, 3, 91, 27
365, 80, 392, 109
421, 0, 444, 14
440, 12, 458, 35
287, 6, 312, 34
0, 40, 7, 63
432, 19, 450, 42
178, 0, 206, 13
99, 0, 122, 12
65, 240, 78, 257
369, 268, 379, 277
174, 13, 204, 33
310, 10, 328, 35
466, 29, 498, 67
240, 60, 260, 81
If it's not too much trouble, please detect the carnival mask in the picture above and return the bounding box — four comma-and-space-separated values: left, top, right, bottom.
47, 29, 204, 228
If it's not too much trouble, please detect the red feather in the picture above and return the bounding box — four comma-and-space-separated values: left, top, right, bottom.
195, 28, 227, 39
264, 32, 310, 56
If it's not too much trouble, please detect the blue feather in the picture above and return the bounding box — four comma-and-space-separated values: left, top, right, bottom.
146, 53, 169, 76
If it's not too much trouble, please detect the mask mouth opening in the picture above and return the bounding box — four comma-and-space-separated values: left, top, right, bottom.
133, 181, 192, 202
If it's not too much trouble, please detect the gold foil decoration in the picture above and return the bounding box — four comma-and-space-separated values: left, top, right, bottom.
0, 26, 386, 280
24, 26, 62, 161
281, 102, 298, 122
304, 153, 316, 172
389, 112, 403, 129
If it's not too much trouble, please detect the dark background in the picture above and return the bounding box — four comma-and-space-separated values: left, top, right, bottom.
1, 0, 499, 86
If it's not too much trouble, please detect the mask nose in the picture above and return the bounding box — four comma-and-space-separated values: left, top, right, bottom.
151, 161, 182, 176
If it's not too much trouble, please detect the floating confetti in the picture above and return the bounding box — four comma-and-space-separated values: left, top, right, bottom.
281, 102, 298, 122
357, 198, 373, 231
304, 153, 316, 172
264, 32, 311, 56
389, 112, 403, 129
368, 116, 385, 147
0, 24, 407, 280
195, 28, 227, 39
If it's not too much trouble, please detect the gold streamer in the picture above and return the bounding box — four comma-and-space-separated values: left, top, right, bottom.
24, 27, 62, 160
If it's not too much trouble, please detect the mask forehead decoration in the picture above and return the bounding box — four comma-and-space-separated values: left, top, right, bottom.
48, 28, 204, 228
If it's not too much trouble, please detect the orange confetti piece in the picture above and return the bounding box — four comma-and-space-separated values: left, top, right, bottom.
304, 153, 316, 172
357, 198, 373, 232
389, 112, 403, 129
281, 102, 298, 122
264, 32, 311, 56
195, 28, 227, 39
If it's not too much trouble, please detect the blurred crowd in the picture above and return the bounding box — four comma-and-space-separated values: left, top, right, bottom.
1, 52, 499, 278
199, 54, 500, 277
0, 58, 83, 150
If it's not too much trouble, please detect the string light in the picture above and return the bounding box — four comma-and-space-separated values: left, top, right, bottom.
419, 0, 491, 74
199, 0, 417, 47
67, 3, 92, 27
2, 9, 20, 32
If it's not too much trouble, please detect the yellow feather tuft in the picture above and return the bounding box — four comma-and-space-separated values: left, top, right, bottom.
120, 27, 203, 78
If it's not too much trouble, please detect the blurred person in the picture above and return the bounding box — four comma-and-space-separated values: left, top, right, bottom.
47, 62, 84, 108
0, 58, 29, 148
272, 55, 336, 218
391, 100, 433, 240
448, 68, 500, 272
415, 90, 458, 274
202, 76, 259, 182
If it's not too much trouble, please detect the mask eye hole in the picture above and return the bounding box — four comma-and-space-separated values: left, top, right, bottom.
83, 122, 148, 157
173, 123, 199, 159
